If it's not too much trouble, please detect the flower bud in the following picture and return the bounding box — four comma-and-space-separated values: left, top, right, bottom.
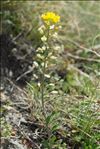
41, 36, 47, 42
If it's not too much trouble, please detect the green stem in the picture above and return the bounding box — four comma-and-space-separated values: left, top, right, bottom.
41, 28, 52, 139
41, 58, 46, 119
41, 28, 50, 119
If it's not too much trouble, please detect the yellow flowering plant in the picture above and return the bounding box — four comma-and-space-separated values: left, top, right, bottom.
37, 11, 60, 114
34, 12, 62, 148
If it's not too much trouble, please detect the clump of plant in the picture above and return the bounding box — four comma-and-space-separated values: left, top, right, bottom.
29, 12, 67, 148
1, 117, 12, 139
69, 99, 100, 148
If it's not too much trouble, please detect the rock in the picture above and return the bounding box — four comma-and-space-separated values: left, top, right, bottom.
0, 34, 35, 86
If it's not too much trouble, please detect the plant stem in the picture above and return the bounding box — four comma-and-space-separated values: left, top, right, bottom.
41, 28, 51, 137
41, 28, 50, 119
41, 58, 46, 119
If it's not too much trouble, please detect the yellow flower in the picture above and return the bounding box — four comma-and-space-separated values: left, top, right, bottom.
41, 12, 60, 25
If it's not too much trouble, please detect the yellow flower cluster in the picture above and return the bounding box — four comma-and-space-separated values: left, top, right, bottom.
41, 12, 60, 25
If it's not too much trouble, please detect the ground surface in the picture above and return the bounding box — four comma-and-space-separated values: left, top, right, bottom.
1, 1, 100, 149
